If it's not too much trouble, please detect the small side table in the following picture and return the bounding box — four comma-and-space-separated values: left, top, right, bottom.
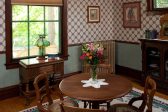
19, 58, 64, 105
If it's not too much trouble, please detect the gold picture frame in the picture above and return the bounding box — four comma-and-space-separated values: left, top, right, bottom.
87, 6, 100, 23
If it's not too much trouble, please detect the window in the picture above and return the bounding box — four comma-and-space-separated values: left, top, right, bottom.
12, 5, 61, 59
5, 0, 68, 69
154, 0, 168, 9
147, 0, 168, 11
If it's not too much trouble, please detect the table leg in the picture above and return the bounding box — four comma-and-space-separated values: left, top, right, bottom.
84, 101, 87, 108
92, 102, 100, 109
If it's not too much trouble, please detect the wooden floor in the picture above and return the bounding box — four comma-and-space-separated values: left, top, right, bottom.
0, 77, 168, 112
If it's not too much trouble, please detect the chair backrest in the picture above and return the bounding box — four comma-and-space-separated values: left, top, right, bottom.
33, 73, 63, 112
60, 103, 106, 112
82, 63, 111, 74
97, 64, 112, 74
140, 76, 156, 112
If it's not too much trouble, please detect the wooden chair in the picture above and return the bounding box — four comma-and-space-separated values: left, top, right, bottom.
83, 63, 112, 74
60, 103, 106, 112
108, 76, 156, 112
33, 73, 78, 112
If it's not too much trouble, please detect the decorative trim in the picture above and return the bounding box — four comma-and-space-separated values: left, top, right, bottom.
0, 71, 81, 100
0, 51, 6, 54
68, 40, 116, 47
115, 65, 142, 82
0, 85, 20, 100
68, 43, 82, 47
115, 40, 140, 45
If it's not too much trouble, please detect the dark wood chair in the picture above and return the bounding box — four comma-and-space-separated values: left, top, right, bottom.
33, 73, 78, 112
83, 63, 112, 74
108, 76, 156, 112
60, 103, 106, 112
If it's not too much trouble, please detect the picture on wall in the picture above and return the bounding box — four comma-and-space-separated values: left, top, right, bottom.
123, 2, 141, 28
87, 6, 100, 23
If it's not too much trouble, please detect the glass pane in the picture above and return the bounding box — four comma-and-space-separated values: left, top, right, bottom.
12, 22, 28, 58
29, 22, 44, 56
155, 0, 168, 8
45, 7, 59, 20
45, 22, 61, 54
12, 5, 28, 21
29, 6, 44, 21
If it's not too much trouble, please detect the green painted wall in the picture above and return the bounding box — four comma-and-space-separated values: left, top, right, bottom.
0, 43, 142, 88
0, 55, 19, 88
64, 46, 82, 74
115, 42, 142, 71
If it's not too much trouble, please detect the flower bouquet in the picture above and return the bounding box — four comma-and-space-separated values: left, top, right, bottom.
80, 42, 104, 81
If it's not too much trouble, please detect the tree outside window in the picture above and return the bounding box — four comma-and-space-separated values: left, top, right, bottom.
12, 5, 61, 59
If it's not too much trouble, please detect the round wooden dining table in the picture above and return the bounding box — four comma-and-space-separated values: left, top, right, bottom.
59, 73, 132, 109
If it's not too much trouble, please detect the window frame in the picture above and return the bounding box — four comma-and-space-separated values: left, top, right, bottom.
5, 0, 68, 69
147, 0, 168, 12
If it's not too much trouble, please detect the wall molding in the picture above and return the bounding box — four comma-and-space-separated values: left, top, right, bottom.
0, 71, 81, 101
115, 40, 140, 45
115, 65, 142, 82
0, 51, 5, 54
0, 85, 20, 100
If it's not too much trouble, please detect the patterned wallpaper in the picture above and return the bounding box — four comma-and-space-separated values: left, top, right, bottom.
67, 0, 113, 44
112, 0, 161, 43
67, 0, 162, 44
0, 0, 163, 51
0, 0, 5, 52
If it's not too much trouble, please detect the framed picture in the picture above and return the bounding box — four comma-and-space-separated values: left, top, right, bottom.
87, 6, 100, 23
123, 2, 141, 28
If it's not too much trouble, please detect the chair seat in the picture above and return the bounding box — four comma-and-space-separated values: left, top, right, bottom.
49, 97, 78, 112
108, 104, 139, 112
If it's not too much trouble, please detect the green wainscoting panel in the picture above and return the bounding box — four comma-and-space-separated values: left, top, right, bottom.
64, 45, 82, 74
115, 42, 142, 71
0, 54, 19, 88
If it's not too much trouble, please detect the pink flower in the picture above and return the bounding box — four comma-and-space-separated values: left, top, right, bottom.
80, 53, 86, 60
97, 48, 103, 55
80, 43, 104, 65
88, 43, 94, 51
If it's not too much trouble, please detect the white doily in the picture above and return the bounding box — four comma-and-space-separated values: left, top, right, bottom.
81, 78, 109, 88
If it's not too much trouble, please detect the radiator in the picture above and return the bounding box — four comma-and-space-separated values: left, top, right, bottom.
100, 40, 115, 73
